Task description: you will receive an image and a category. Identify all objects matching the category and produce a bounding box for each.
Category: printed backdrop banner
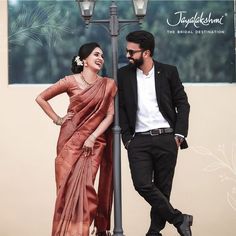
[153,0,235,83]
[8,0,235,83]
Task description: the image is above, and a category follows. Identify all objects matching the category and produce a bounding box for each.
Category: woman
[36,42,117,236]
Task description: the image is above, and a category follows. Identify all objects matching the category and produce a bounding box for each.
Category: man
[118,30,192,236]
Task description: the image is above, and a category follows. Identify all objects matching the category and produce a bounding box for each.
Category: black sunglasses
[126,49,143,56]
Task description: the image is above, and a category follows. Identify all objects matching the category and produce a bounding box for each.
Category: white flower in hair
[75,56,83,66]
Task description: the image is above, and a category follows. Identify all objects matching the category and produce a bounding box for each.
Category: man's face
[126,42,144,68]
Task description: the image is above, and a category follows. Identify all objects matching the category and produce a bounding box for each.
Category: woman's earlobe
[83,60,88,67]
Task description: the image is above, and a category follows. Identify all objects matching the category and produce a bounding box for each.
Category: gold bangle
[58,117,63,125]
[53,116,62,125]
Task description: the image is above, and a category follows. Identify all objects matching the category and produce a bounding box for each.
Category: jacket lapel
[154,61,163,105]
[128,65,138,105]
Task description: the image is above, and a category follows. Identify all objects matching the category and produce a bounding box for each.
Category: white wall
[1,1,236,235]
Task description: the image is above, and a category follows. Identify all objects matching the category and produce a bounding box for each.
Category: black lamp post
[76,1,148,235]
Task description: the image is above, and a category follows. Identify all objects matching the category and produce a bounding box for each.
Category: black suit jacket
[118,60,190,149]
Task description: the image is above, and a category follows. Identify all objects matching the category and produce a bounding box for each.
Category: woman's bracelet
[53,116,63,125]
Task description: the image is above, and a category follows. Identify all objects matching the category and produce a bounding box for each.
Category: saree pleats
[52,78,116,236]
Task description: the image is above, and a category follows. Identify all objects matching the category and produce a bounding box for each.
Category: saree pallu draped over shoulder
[52,78,116,236]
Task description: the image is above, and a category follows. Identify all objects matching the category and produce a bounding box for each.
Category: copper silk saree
[51,77,117,236]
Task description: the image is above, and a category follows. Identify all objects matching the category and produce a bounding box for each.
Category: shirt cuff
[175,133,185,138]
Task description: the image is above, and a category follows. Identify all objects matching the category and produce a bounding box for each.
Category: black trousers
[127,133,183,235]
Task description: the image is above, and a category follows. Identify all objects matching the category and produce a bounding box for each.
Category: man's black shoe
[176,214,193,236]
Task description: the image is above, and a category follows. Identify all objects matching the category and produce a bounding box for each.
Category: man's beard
[128,56,144,68]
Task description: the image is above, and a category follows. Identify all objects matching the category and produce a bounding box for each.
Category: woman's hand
[82,134,96,157]
[61,111,74,125]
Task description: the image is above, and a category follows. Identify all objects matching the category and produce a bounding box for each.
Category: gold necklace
[80,73,97,86]
[80,73,98,86]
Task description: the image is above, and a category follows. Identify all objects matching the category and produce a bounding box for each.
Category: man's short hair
[126,30,155,56]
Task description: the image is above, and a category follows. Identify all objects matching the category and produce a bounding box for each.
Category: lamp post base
[112,231,125,236]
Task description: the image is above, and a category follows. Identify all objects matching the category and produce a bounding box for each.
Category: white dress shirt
[135,66,170,133]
